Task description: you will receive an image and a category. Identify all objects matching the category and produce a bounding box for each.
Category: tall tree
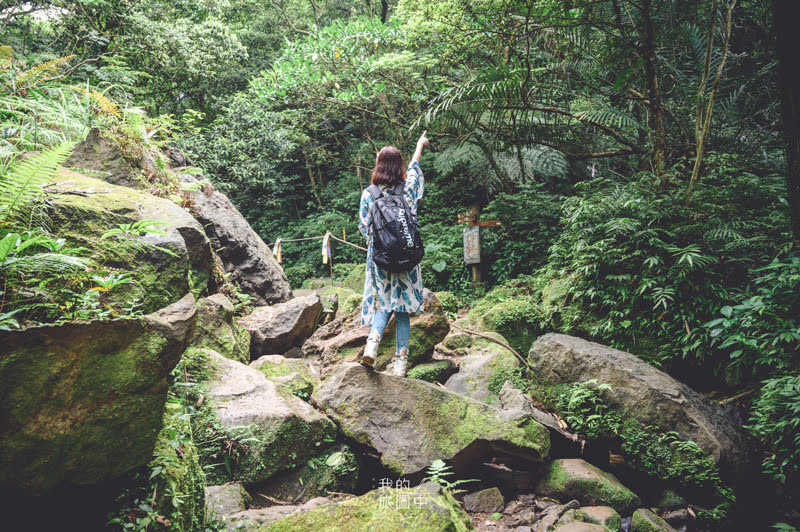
[773,0,800,240]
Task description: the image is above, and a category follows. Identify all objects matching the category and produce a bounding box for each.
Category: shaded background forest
[2,0,800,519]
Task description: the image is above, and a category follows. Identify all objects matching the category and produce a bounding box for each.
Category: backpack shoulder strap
[392,182,405,196]
[368,184,383,201]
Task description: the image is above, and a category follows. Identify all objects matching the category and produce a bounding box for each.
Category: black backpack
[368,183,425,273]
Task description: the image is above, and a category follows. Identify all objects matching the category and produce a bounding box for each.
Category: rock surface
[240,294,323,359]
[261,482,472,531]
[303,289,449,374]
[0,294,197,495]
[178,171,291,305]
[464,487,504,514]
[193,293,250,363]
[630,508,677,532]
[444,332,520,407]
[312,363,550,476]
[65,127,149,189]
[206,483,251,519]
[225,497,333,532]
[573,506,622,529]
[529,333,758,481]
[50,168,212,312]
[194,349,336,485]
[535,459,640,516]
[407,359,457,383]
[250,355,320,400]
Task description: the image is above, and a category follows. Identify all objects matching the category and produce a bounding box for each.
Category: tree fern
[0,143,73,225]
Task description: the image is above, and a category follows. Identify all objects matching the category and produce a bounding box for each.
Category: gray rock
[537,512,559,532]
[225,497,334,531]
[0,294,196,496]
[559,500,580,516]
[178,172,291,306]
[240,293,323,358]
[529,334,758,482]
[515,527,533,532]
[198,350,336,485]
[444,333,519,407]
[205,483,251,518]
[464,487,505,513]
[511,510,537,527]
[312,363,550,476]
[663,509,690,529]
[574,506,622,530]
[193,294,250,363]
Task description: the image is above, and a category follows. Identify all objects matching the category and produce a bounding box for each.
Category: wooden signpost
[457,206,501,283]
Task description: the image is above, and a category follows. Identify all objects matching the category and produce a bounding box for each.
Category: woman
[358,131,429,377]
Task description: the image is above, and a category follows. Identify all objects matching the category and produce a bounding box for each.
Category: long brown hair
[371,146,405,186]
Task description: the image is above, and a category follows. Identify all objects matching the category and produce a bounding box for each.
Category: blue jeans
[369,310,410,355]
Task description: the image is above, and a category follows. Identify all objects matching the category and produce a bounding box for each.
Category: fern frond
[574,106,641,132]
[0,143,74,225]
[72,86,122,119]
[5,55,75,95]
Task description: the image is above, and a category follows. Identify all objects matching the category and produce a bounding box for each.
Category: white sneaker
[390,348,409,377]
[361,332,380,368]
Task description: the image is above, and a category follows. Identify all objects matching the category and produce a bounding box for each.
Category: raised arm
[411,131,429,164]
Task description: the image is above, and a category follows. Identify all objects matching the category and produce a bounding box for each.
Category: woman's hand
[413,131,428,163]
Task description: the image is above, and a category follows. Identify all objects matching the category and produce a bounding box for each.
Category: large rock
[193,293,250,363]
[240,294,323,359]
[193,349,337,485]
[206,483,251,520]
[251,355,320,400]
[65,127,149,189]
[463,487,504,514]
[535,459,640,516]
[303,289,450,375]
[312,363,550,476]
[178,171,291,305]
[50,168,212,312]
[0,294,197,495]
[225,497,334,531]
[444,332,520,407]
[529,334,758,481]
[261,482,472,532]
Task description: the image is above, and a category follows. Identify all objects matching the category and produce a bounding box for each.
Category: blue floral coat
[358,161,425,326]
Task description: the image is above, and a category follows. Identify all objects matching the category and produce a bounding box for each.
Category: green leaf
[325,451,344,467]
[432,260,447,273]
[0,233,19,262]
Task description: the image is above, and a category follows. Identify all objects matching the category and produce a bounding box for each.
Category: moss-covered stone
[261,482,473,532]
[443,333,473,350]
[474,299,541,354]
[193,294,250,364]
[151,402,206,531]
[536,459,641,516]
[50,168,212,313]
[251,355,320,401]
[630,508,676,532]
[313,363,550,476]
[443,334,519,407]
[193,350,337,486]
[435,291,459,314]
[574,506,622,531]
[253,445,358,504]
[407,360,456,383]
[0,294,196,496]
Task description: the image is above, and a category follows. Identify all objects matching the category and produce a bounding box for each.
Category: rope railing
[271,230,367,265]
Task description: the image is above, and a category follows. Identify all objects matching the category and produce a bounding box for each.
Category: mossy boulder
[630,509,677,532]
[444,332,519,407]
[407,360,457,383]
[240,294,324,359]
[471,298,541,354]
[253,445,359,504]
[0,294,197,496]
[50,168,212,313]
[536,459,640,516]
[443,332,473,350]
[152,402,206,531]
[529,334,759,484]
[192,349,337,485]
[313,363,550,476]
[206,483,251,521]
[435,291,459,314]
[193,294,250,364]
[261,482,473,532]
[251,355,320,400]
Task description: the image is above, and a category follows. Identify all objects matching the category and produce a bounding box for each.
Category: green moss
[151,403,206,531]
[477,299,542,354]
[630,509,674,532]
[539,460,640,516]
[260,445,359,502]
[574,507,622,530]
[407,360,455,383]
[435,291,459,314]
[340,263,366,292]
[261,483,473,532]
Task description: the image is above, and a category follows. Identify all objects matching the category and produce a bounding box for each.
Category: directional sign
[457,206,478,225]
[476,220,502,227]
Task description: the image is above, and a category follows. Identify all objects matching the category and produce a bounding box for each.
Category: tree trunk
[773,0,800,241]
[641,0,668,183]
[380,0,389,23]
